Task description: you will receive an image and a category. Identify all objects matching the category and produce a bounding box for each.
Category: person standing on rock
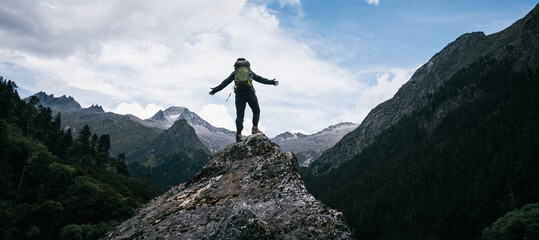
[209,58,278,143]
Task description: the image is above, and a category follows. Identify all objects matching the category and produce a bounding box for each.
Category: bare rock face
[103,134,351,240]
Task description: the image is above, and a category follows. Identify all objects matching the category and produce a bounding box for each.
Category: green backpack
[234,58,254,92]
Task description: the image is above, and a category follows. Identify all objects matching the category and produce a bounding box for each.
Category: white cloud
[347,68,414,121]
[278,0,301,7]
[0,0,411,137]
[112,102,164,119]
[359,69,410,108]
[199,104,236,131]
[366,0,380,6]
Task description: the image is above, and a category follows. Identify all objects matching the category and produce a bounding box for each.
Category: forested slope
[0,77,161,240]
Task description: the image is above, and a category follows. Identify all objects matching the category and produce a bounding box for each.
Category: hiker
[209,58,279,142]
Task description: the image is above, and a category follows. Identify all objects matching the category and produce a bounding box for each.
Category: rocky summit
[103,134,351,240]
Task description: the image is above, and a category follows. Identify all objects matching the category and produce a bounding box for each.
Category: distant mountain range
[25,92,356,189]
[272,122,358,166]
[26,92,161,157]
[25,93,235,154]
[25,93,213,190]
[26,92,356,167]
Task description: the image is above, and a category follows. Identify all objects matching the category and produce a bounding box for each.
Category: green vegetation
[59,111,161,157]
[128,119,212,191]
[482,203,539,240]
[302,56,539,239]
[130,149,210,191]
[0,77,161,240]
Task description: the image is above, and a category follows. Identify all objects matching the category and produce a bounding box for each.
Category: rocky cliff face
[103,134,351,240]
[26,91,82,111]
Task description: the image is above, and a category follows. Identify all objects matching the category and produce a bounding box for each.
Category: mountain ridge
[141,106,236,153]
[308,3,539,175]
[272,122,358,166]
[24,93,235,154]
[26,91,106,113]
[24,92,215,190]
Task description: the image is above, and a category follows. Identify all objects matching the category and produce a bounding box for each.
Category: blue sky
[276,0,535,75]
[0,0,536,137]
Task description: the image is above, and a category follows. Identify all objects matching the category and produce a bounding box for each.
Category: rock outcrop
[25,91,82,111]
[103,134,351,240]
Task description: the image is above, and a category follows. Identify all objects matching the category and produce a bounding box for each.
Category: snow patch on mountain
[143,106,236,153]
[272,122,359,166]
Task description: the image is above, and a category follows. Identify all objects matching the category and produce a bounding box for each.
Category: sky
[0,0,536,137]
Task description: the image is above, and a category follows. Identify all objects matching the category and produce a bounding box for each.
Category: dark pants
[235,92,260,135]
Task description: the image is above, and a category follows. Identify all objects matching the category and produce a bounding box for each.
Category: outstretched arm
[252,72,278,86]
[209,72,235,95]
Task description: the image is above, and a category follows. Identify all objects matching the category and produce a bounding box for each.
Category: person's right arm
[209,72,235,95]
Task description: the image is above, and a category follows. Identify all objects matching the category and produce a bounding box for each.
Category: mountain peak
[104,134,351,239]
[149,109,166,121]
[165,106,188,112]
[454,31,486,43]
[148,106,188,121]
[142,106,236,153]
[25,91,82,111]
[83,104,105,113]
[320,122,359,133]
[274,131,296,139]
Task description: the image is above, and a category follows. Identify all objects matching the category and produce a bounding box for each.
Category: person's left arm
[252,72,278,86]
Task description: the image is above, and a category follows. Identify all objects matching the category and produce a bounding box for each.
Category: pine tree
[97,135,111,154]
[77,125,91,154]
[116,153,129,176]
[90,134,98,154]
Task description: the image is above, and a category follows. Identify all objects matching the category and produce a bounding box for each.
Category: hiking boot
[252,126,263,135]
[236,134,242,143]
